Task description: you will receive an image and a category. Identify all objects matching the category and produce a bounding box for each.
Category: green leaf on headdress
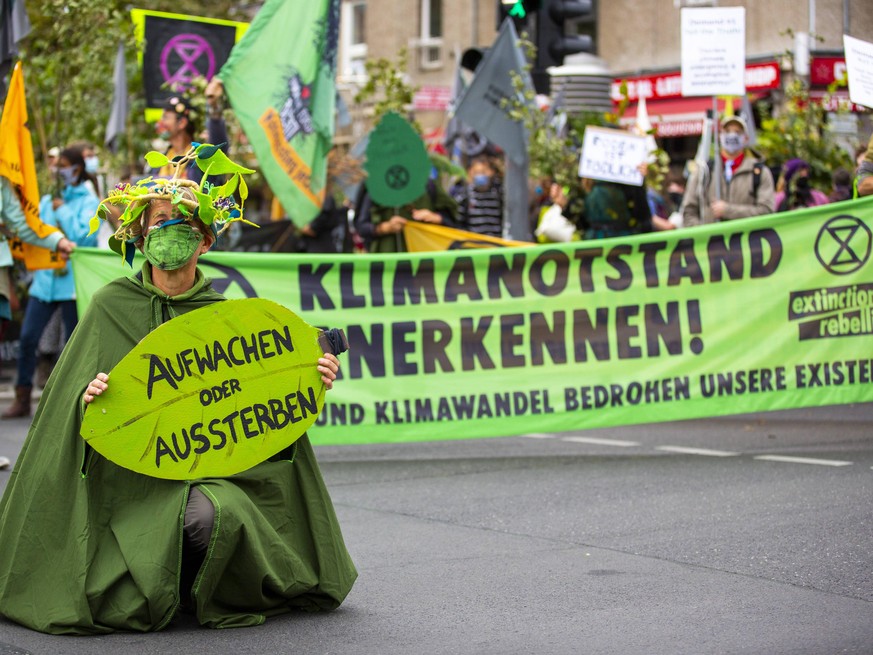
[194,148,255,176]
[171,193,184,205]
[144,151,170,168]
[88,206,104,236]
[239,175,249,202]
[195,143,222,160]
[193,189,216,225]
[217,173,239,198]
[129,202,148,224]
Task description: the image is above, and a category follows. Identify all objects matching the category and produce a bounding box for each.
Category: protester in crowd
[69,140,101,196]
[855,133,873,197]
[579,165,654,240]
[828,168,853,204]
[0,144,357,633]
[299,193,353,254]
[774,158,829,211]
[147,77,227,184]
[358,176,458,253]
[663,173,687,228]
[2,147,98,419]
[0,177,74,466]
[46,146,60,176]
[683,115,775,226]
[451,155,504,237]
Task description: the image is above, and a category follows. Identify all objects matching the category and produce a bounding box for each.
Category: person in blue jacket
[2,147,98,418]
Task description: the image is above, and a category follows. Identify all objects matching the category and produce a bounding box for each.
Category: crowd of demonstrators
[2,146,99,419]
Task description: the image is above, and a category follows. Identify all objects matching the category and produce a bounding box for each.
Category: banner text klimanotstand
[73,198,873,445]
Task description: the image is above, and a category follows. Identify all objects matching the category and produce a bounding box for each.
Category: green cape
[0,264,357,634]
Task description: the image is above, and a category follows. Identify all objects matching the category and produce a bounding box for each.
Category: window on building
[418,0,444,70]
[340,1,367,80]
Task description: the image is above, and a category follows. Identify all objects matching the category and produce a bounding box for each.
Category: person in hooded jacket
[2,146,98,418]
[773,158,829,211]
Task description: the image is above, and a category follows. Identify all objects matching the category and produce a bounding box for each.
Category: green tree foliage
[754,78,854,191]
[15,1,246,182]
[353,49,419,133]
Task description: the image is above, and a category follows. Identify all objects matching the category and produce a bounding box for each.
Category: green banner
[73,198,873,445]
[220,0,339,225]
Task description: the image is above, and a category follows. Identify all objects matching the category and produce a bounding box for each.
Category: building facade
[336,0,872,155]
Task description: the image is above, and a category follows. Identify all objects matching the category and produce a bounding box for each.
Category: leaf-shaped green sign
[364,112,430,206]
[80,299,330,480]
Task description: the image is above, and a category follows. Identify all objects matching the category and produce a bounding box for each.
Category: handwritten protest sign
[81,298,330,480]
[680,7,746,97]
[578,126,648,186]
[844,35,873,110]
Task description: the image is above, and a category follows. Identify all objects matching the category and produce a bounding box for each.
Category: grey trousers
[181,486,215,604]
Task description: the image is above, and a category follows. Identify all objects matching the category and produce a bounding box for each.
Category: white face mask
[720,133,745,155]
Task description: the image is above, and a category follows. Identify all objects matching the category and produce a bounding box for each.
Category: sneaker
[0,456,10,470]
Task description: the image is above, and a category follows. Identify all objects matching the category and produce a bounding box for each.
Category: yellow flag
[0,62,63,270]
[403,221,531,252]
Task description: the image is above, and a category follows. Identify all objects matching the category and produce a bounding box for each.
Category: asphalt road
[0,402,871,654]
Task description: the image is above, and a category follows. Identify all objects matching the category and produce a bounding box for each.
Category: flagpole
[711,96,722,203]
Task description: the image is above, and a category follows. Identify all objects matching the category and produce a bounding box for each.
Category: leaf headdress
[89,143,257,265]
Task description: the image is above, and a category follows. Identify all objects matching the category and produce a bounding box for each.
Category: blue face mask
[84,156,99,174]
[472,174,491,188]
[58,166,77,187]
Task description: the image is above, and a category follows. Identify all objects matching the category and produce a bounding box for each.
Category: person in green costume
[0,145,357,634]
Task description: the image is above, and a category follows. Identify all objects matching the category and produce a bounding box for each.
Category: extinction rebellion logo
[788,215,873,341]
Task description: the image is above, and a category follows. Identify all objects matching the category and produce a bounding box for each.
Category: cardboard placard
[578,127,648,186]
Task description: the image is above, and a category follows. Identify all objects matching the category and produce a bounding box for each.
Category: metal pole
[712,97,722,203]
[505,156,531,241]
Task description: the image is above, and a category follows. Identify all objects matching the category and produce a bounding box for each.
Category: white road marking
[656,446,739,457]
[521,433,556,439]
[754,455,853,467]
[562,437,640,447]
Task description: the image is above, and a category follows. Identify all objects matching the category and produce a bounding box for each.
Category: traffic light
[535,0,593,71]
[497,0,542,33]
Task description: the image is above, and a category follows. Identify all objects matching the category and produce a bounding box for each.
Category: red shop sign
[611,61,781,102]
[810,56,847,86]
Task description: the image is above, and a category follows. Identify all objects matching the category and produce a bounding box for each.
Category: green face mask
[143,222,204,271]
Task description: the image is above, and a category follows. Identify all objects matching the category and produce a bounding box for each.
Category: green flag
[220,0,340,226]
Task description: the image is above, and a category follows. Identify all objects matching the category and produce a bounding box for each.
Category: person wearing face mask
[452,155,504,237]
[774,158,829,212]
[2,147,98,419]
[0,144,356,634]
[683,115,775,227]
